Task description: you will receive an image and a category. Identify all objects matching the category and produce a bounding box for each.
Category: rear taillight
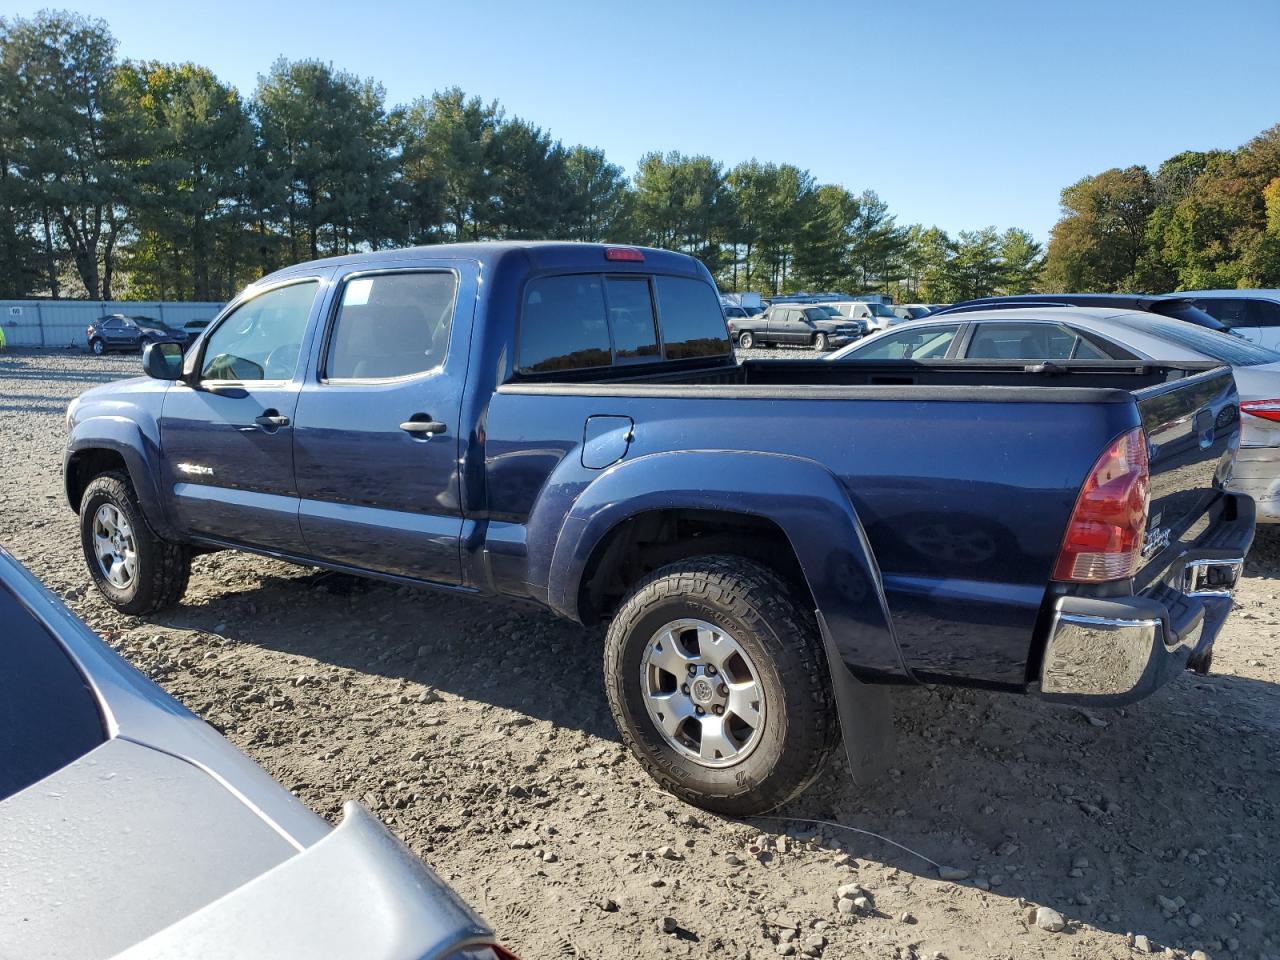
[1053,426,1150,582]
[1240,399,1280,422]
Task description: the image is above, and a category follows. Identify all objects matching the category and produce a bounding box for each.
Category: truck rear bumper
[1037,493,1254,705]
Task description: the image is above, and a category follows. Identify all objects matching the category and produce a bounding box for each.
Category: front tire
[738,331,754,350]
[90,338,105,355]
[604,555,838,816]
[813,332,828,351]
[80,471,190,615]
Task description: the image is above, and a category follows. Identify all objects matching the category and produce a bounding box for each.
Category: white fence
[0,300,225,348]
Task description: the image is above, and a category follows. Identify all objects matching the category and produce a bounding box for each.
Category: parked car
[723,305,756,321]
[890,304,935,322]
[64,242,1252,815]
[86,314,187,355]
[732,302,862,349]
[0,545,514,960]
[830,305,1280,522]
[1174,289,1280,349]
[827,299,899,332]
[936,293,1234,334]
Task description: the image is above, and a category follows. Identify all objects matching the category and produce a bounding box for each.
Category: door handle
[254,411,291,429]
[400,416,446,437]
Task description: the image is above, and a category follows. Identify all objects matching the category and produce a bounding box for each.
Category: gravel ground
[2,347,1278,960]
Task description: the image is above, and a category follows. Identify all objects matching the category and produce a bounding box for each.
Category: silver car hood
[0,737,298,960]
[115,802,492,960]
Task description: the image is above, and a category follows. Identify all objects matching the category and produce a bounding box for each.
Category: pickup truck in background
[64,242,1254,815]
[730,302,863,350]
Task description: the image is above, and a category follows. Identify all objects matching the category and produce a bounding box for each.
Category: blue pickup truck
[64,242,1254,814]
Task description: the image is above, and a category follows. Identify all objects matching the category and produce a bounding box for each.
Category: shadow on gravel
[153,565,621,742]
[762,670,1278,955]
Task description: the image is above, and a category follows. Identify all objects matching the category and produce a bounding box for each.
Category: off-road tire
[604,555,838,816]
[90,338,105,355]
[80,470,190,615]
[738,331,754,349]
[813,332,828,351]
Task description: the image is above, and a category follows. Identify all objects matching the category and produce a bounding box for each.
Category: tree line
[1043,125,1280,293]
[1,10,1050,303]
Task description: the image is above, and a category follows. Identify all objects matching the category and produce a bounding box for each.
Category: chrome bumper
[1038,494,1253,704]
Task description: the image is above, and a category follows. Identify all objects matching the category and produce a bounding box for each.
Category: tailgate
[1133,366,1240,574]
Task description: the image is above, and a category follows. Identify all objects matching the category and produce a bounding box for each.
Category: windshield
[869,303,897,317]
[1119,313,1280,366]
[1150,300,1230,333]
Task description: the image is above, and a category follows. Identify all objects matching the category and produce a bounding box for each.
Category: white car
[827,300,900,332]
[829,306,1280,522]
[1171,290,1280,350]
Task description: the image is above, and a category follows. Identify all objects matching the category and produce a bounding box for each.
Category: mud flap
[817,610,893,786]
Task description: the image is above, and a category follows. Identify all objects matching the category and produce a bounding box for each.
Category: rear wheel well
[66,449,130,512]
[578,509,812,624]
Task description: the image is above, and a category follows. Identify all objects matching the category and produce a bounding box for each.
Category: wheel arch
[66,423,178,541]
[547,450,911,681]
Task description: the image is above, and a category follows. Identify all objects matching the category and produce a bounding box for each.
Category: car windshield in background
[1152,300,1228,332]
[869,303,897,317]
[1119,313,1280,366]
[805,307,838,320]
[0,583,106,801]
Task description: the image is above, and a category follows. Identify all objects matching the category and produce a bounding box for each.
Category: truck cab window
[603,277,659,363]
[655,276,731,359]
[325,272,458,380]
[518,275,612,373]
[201,280,318,381]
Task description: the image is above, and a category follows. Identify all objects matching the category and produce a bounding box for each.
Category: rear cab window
[517,273,730,374]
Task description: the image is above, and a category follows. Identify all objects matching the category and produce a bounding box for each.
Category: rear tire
[738,331,754,350]
[813,332,828,352]
[604,555,838,816]
[80,471,190,615]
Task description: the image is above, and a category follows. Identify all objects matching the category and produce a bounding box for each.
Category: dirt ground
[2,348,1277,960]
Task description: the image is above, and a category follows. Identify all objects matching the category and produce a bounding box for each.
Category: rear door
[160,277,324,553]
[771,307,802,344]
[104,318,136,349]
[291,262,474,585]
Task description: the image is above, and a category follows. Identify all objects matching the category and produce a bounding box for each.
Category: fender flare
[66,416,180,541]
[546,449,911,683]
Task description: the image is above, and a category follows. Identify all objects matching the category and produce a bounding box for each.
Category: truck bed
[505,357,1224,396]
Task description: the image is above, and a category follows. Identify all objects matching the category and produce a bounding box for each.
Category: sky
[12,0,1280,241]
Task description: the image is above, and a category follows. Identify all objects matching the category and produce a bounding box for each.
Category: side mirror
[143,341,185,380]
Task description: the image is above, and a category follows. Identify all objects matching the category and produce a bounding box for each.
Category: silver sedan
[0,545,515,960]
[828,305,1280,522]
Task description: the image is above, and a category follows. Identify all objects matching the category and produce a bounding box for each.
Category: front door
[159,278,324,553]
[292,264,472,585]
